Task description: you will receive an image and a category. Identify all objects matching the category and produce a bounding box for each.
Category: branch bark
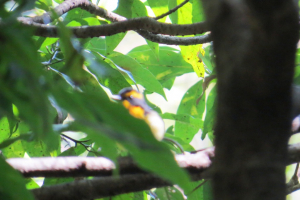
[4,142,300,199]
[17,0,211,44]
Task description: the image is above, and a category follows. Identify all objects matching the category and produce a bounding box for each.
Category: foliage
[0,0,216,199]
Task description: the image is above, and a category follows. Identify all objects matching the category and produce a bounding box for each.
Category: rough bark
[202,0,299,200]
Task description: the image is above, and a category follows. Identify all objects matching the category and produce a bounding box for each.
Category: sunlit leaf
[148,0,169,22]
[180,45,205,77]
[128,45,193,89]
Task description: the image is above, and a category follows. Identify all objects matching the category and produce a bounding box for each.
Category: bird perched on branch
[111,88,165,141]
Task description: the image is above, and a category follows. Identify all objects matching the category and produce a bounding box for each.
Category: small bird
[111,88,165,141]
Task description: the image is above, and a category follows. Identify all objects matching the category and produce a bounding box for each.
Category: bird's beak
[111,94,122,101]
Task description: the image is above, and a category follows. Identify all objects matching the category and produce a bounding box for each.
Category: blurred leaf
[109,52,166,99]
[43,177,75,186]
[187,180,205,200]
[0,117,11,143]
[0,157,35,200]
[35,0,52,11]
[0,133,32,149]
[112,193,134,200]
[156,186,185,200]
[148,0,168,22]
[175,80,205,143]
[203,180,213,200]
[85,37,106,55]
[180,45,205,77]
[0,22,53,139]
[64,8,96,25]
[127,45,193,89]
[83,50,131,94]
[25,179,40,189]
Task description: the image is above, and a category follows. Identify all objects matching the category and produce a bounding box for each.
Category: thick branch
[17,0,210,44]
[6,144,300,199]
[31,174,171,200]
[7,148,214,178]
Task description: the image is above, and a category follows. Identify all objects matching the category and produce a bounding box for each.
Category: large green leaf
[127,45,193,88]
[0,157,35,200]
[175,80,205,143]
[108,52,166,99]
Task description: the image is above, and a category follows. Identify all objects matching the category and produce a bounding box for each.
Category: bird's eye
[129,95,133,99]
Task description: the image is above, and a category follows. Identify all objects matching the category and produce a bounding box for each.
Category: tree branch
[6,143,300,199]
[31,174,171,200]
[6,147,214,178]
[17,0,210,44]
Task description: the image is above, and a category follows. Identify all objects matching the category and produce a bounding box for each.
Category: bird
[111,88,165,141]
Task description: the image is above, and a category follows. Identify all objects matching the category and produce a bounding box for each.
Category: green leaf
[175,80,205,143]
[64,8,96,25]
[203,180,213,200]
[108,52,166,99]
[0,21,53,139]
[105,33,126,56]
[180,45,205,77]
[0,157,35,200]
[164,133,195,152]
[148,0,169,21]
[127,45,193,88]
[162,113,203,133]
[146,39,159,60]
[114,0,133,18]
[191,0,205,23]
[197,44,214,73]
[177,0,192,24]
[0,117,11,143]
[202,82,216,139]
[132,0,148,18]
[168,0,178,24]
[83,50,131,94]
[187,180,205,200]
[26,179,40,189]
[85,37,106,56]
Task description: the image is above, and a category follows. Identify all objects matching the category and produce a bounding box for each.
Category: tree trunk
[202,1,299,200]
